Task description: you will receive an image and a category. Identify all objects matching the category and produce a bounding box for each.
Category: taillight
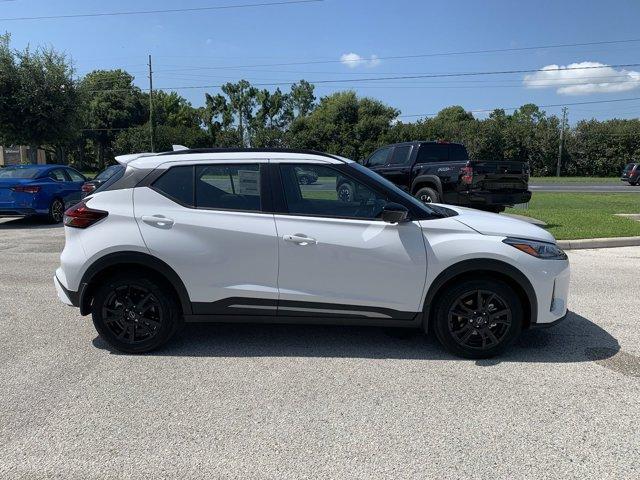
[81,182,96,193]
[63,201,108,228]
[11,185,41,194]
[461,164,474,185]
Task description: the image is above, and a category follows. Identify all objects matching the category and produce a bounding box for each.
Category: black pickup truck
[359,141,532,212]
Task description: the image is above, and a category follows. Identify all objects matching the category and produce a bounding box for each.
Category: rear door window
[50,169,69,182]
[416,143,449,164]
[196,164,261,211]
[388,145,413,165]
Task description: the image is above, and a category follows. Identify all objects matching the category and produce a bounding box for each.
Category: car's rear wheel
[91,274,180,353]
[48,198,65,224]
[415,187,439,204]
[433,279,522,359]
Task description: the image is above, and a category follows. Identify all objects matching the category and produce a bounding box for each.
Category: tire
[47,198,65,224]
[337,181,355,203]
[630,181,638,186]
[91,273,181,353]
[478,205,505,214]
[432,279,522,359]
[415,187,439,204]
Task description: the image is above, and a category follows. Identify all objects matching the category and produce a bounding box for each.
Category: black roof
[157,147,345,162]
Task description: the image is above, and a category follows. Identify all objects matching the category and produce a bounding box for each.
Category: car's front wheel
[432,279,522,359]
[91,274,181,353]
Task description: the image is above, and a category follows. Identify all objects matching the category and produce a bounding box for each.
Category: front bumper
[530,259,570,326]
[458,190,532,206]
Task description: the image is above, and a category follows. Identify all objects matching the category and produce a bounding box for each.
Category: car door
[373,144,414,191]
[134,161,279,316]
[365,146,392,174]
[273,162,428,320]
[48,168,75,206]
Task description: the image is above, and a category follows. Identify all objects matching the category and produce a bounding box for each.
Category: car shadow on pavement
[0,217,62,229]
[93,310,621,365]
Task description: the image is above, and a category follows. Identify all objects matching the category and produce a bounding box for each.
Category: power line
[0,0,322,21]
[398,97,640,118]
[143,63,640,92]
[154,38,640,72]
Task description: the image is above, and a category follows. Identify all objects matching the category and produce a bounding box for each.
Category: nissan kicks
[54,148,570,358]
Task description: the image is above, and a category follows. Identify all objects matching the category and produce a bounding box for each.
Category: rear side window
[196,164,261,211]
[388,145,412,165]
[66,169,86,182]
[367,147,391,167]
[93,165,126,194]
[449,144,469,162]
[49,169,69,182]
[416,143,449,164]
[152,166,194,206]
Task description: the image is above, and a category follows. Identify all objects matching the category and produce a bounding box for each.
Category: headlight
[503,237,567,260]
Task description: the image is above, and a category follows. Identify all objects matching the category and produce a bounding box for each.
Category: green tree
[288,91,398,160]
[78,69,147,168]
[221,80,257,147]
[0,33,80,163]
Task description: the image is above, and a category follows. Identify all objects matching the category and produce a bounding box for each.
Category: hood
[444,205,556,243]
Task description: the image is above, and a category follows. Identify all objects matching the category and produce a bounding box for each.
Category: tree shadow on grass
[94,311,625,367]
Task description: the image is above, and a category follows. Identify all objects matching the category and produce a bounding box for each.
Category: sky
[3,0,640,124]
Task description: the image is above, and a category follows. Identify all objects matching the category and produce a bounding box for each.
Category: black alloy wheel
[102,284,163,344]
[91,274,180,353]
[48,198,65,224]
[433,279,522,358]
[447,289,512,350]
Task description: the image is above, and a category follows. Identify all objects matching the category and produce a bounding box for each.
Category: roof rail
[156,147,345,162]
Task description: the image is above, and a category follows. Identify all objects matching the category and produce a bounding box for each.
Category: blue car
[0,164,87,223]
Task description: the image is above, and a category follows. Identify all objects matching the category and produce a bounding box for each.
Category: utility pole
[557,106,567,177]
[148,54,155,152]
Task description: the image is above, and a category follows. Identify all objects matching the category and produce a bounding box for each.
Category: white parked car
[54,148,570,358]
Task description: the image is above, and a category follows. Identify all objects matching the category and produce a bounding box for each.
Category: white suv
[54,149,570,358]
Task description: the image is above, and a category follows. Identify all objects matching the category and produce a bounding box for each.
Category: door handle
[283,234,317,245]
[141,215,174,229]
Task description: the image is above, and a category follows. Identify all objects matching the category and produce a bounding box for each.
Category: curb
[558,236,640,250]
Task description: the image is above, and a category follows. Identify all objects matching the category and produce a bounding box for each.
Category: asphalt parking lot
[0,217,639,479]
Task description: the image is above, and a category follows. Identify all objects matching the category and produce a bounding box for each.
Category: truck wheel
[630,181,638,186]
[415,187,439,204]
[337,182,355,203]
[432,279,522,359]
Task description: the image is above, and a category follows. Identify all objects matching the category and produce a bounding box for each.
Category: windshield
[0,166,42,179]
[349,162,440,215]
[623,163,636,172]
[95,165,122,180]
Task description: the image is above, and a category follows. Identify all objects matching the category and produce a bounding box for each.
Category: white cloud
[205,38,213,45]
[340,52,381,69]
[523,61,640,95]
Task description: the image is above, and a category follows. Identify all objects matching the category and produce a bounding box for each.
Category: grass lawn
[529,176,620,184]
[507,193,640,240]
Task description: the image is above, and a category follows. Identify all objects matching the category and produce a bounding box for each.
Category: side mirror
[381,202,409,224]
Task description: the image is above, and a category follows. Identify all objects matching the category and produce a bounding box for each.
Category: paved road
[531,183,640,193]
[1,217,639,479]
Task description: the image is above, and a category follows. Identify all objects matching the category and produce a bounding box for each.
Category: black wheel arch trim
[422,258,538,331]
[78,251,192,316]
[411,175,443,198]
